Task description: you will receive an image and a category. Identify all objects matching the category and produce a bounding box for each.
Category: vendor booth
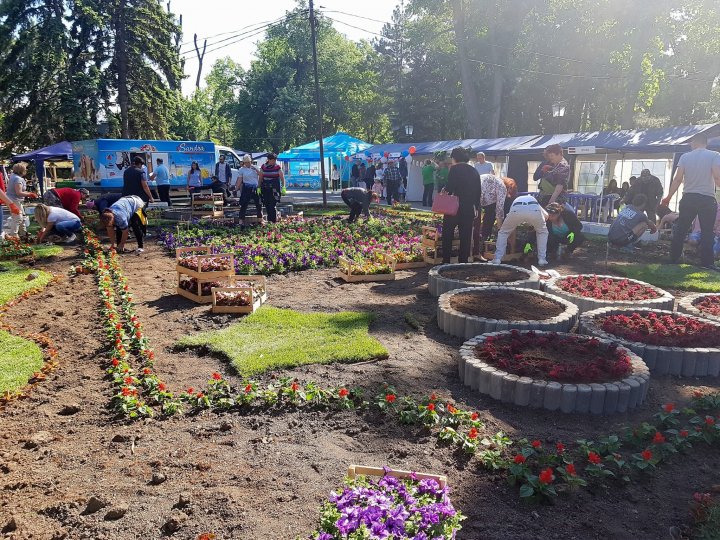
[278,132,371,189]
[12,141,74,194]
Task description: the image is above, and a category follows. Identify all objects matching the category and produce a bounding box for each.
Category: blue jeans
[54,219,82,237]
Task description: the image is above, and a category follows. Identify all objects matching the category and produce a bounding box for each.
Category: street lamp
[552,102,566,134]
[404,124,414,137]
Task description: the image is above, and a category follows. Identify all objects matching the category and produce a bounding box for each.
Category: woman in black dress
[441,147,482,263]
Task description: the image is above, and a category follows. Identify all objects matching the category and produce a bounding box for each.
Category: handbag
[432,191,459,216]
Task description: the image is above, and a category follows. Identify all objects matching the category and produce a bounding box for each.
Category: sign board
[567,146,596,155]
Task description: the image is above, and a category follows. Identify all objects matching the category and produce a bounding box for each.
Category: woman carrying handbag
[436,147,482,263]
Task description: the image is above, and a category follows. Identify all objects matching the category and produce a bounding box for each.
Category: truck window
[221,151,237,169]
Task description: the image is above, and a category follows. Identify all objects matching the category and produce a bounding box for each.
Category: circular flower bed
[458,330,649,414]
[580,308,720,377]
[545,274,674,314]
[678,293,720,323]
[428,263,539,297]
[438,287,578,339]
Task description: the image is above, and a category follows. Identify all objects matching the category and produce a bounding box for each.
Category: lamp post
[552,101,566,134]
[404,124,414,138]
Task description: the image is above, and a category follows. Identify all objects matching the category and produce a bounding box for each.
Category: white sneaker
[135,248,144,254]
[63,233,77,244]
[538,258,549,266]
[490,259,501,265]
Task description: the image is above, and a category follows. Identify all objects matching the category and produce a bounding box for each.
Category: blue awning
[363,135,539,157]
[278,132,372,161]
[12,141,73,162]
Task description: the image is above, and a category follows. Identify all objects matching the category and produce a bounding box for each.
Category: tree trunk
[486,44,504,138]
[114,3,130,138]
[450,0,483,136]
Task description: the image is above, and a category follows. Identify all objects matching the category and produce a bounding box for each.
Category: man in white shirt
[474,152,495,176]
[663,133,720,269]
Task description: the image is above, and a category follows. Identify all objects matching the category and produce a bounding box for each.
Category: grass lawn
[177,306,388,376]
[611,263,720,292]
[0,330,43,394]
[33,244,64,259]
[0,262,53,306]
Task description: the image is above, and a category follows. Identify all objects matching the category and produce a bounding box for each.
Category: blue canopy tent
[12,141,73,195]
[278,132,371,189]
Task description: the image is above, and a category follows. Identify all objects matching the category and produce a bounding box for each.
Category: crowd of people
[348,157,409,206]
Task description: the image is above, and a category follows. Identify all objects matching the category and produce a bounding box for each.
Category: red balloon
[409,146,417,155]
[383,151,390,158]
[344,156,350,161]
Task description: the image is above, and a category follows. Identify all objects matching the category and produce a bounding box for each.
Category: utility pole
[309,0,327,206]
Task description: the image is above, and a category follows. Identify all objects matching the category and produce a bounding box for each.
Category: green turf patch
[611,263,720,292]
[0,262,52,306]
[0,329,43,394]
[32,244,63,259]
[176,306,388,376]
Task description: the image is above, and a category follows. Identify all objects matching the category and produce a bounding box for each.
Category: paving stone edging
[458,331,650,414]
[677,293,720,323]
[579,307,720,377]
[437,286,579,339]
[544,274,674,314]
[428,263,539,297]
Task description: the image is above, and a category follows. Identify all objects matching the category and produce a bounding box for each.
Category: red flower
[447,403,457,414]
[470,412,479,421]
[290,382,299,392]
[244,384,253,394]
[531,440,542,449]
[136,332,143,339]
[338,388,349,398]
[556,442,565,454]
[427,403,435,411]
[143,368,152,375]
[565,463,577,476]
[652,432,666,444]
[123,376,133,385]
[158,382,167,392]
[196,392,204,398]
[663,403,675,413]
[429,392,437,401]
[641,449,652,461]
[680,430,689,438]
[385,394,396,403]
[115,323,122,330]
[705,416,715,426]
[538,468,554,484]
[693,390,704,399]
[513,454,526,464]
[468,427,478,439]
[187,387,194,395]
[588,452,602,465]
[111,358,120,367]
[212,372,222,381]
[147,351,155,360]
[121,387,131,396]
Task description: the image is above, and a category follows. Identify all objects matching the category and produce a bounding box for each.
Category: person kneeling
[545,203,584,260]
[341,187,379,223]
[34,204,82,244]
[608,194,657,251]
[100,195,147,254]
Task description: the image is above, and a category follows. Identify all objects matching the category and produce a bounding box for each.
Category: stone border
[677,293,720,324]
[437,287,578,339]
[428,263,539,297]
[458,331,650,414]
[579,307,720,377]
[544,274,674,314]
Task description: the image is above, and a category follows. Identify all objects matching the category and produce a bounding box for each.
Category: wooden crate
[211,286,263,314]
[217,275,268,303]
[483,238,523,262]
[422,245,458,265]
[394,261,428,270]
[175,249,235,279]
[422,225,459,243]
[191,193,224,218]
[347,464,447,489]
[338,254,396,283]
[176,272,230,304]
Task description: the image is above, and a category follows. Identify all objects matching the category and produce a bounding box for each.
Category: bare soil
[0,234,718,539]
[449,289,564,320]
[439,266,527,283]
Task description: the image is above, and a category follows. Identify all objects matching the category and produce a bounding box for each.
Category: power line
[321,9,389,25]
[324,16,388,40]
[178,17,282,48]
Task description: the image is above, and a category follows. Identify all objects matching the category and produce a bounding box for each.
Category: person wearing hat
[235,154,262,225]
[382,159,403,205]
[42,187,90,220]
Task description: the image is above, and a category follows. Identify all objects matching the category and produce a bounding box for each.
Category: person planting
[340,187,379,223]
[99,195,147,254]
[545,202,584,259]
[33,204,82,244]
[608,193,657,252]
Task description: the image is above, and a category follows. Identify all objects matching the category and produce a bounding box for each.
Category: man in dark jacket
[214,155,233,194]
[545,202,585,258]
[122,156,154,204]
[351,162,360,187]
[341,187,379,223]
[625,169,664,223]
[399,157,409,189]
[364,162,376,190]
[442,147,482,263]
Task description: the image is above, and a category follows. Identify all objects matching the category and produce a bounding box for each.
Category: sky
[171,0,398,95]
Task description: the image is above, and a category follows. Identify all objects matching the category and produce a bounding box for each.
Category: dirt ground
[0,234,718,540]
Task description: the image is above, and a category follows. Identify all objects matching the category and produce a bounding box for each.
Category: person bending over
[608,194,657,251]
[33,204,82,244]
[100,195,147,254]
[341,187,379,223]
[492,194,549,266]
[545,202,584,259]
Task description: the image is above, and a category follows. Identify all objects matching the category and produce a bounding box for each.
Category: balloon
[380,157,388,163]
[364,150,372,157]
[409,146,417,155]
[383,151,390,158]
[344,156,350,161]
[401,150,410,158]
